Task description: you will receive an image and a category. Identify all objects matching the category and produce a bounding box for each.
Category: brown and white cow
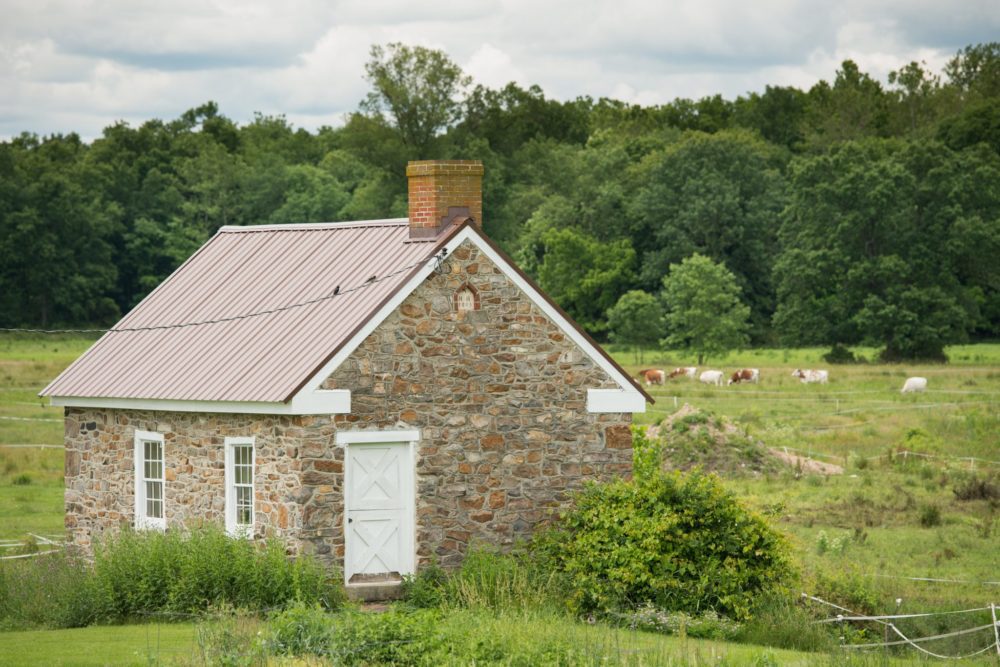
[668,367,697,380]
[637,369,665,385]
[792,369,829,384]
[727,368,760,385]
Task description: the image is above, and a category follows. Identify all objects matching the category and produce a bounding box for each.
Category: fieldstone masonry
[63,238,633,570]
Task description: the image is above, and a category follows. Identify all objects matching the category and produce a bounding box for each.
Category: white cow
[901,377,928,393]
[792,369,829,384]
[699,370,724,386]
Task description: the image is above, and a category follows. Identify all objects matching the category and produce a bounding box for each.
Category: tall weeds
[0,524,342,629]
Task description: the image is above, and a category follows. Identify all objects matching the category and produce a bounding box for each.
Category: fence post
[991,602,1000,657]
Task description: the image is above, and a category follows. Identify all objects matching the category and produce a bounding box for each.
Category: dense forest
[2,42,999,360]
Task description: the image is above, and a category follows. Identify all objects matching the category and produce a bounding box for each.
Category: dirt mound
[646,404,842,477]
[768,448,843,475]
[648,404,778,477]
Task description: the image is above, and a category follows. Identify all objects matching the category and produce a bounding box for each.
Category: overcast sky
[3,0,998,140]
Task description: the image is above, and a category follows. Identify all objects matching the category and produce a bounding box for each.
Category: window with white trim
[225,437,255,536]
[133,430,166,530]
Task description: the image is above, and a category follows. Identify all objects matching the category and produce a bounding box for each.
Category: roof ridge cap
[219,219,408,233]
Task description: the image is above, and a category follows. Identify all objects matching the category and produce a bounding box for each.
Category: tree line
[1,42,998,360]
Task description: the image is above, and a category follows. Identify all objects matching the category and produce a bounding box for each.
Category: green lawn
[0,614,820,667]
[0,623,198,667]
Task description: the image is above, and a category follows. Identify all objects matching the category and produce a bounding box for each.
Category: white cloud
[0,0,994,138]
[465,43,525,90]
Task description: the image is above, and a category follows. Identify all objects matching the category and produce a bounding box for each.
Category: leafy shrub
[815,530,848,555]
[631,424,664,482]
[953,474,999,501]
[811,570,879,615]
[537,470,790,619]
[328,608,443,665]
[401,558,448,609]
[87,524,342,621]
[269,600,332,657]
[822,343,859,364]
[11,473,32,486]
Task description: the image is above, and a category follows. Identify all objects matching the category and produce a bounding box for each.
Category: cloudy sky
[2,0,998,139]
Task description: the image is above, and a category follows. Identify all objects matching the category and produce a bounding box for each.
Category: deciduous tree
[660,254,750,364]
[607,290,664,362]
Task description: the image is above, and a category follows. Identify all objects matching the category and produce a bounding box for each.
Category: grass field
[0,610,933,667]
[612,344,1000,659]
[0,335,96,541]
[1,335,998,662]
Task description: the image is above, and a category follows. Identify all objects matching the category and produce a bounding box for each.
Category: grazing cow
[637,369,665,385]
[699,370,724,386]
[668,367,697,380]
[901,377,928,394]
[792,369,829,384]
[728,368,760,385]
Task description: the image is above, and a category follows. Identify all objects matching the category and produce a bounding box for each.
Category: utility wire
[0,247,447,335]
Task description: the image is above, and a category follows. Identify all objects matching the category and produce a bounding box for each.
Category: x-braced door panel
[345,442,413,583]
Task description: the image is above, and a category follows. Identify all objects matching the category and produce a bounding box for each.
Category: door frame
[335,429,419,585]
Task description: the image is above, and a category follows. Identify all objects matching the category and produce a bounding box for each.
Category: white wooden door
[345,442,413,582]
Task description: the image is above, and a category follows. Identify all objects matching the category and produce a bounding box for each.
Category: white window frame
[224,436,256,537]
[133,430,166,530]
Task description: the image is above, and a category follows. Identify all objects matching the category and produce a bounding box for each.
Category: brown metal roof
[41,220,450,403]
[42,219,651,405]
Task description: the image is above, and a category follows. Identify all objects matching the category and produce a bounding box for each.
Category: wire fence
[803,592,1000,659]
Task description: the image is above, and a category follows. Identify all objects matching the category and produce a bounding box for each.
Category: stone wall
[63,238,633,570]
[63,409,332,552]
[321,239,632,567]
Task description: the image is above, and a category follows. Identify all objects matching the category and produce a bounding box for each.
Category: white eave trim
[587,389,646,414]
[49,389,350,415]
[288,225,647,413]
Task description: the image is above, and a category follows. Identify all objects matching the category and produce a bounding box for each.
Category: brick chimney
[406,160,484,239]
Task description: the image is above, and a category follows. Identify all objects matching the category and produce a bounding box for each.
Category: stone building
[42,160,650,597]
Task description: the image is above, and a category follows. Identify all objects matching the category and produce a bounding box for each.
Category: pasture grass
[0,335,94,541]
[615,343,1000,657]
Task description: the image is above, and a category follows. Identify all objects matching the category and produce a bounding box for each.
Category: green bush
[822,343,859,364]
[631,423,665,482]
[90,525,342,619]
[1,524,343,629]
[537,470,790,620]
[329,608,443,665]
[269,600,332,657]
[401,558,447,609]
[442,545,566,613]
